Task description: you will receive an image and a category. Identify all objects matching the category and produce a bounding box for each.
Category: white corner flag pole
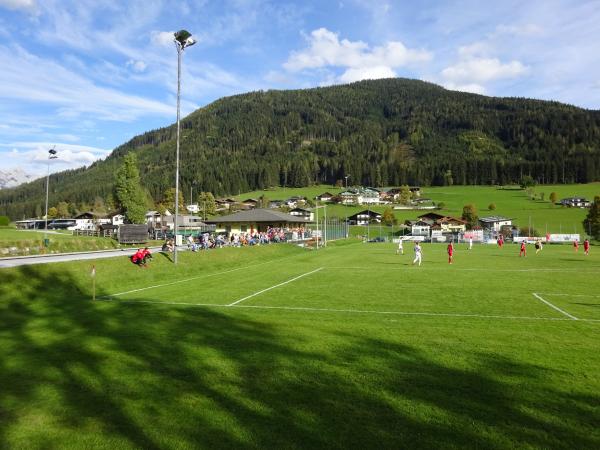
[91,265,96,301]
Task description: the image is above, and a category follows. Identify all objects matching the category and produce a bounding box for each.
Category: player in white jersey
[396,239,404,255]
[412,242,423,266]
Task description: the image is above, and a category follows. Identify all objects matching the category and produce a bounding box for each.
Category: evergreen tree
[549,192,558,205]
[583,196,600,239]
[114,153,147,223]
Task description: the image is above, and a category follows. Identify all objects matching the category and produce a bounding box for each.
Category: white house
[111,214,125,226]
[347,210,382,226]
[479,216,512,232]
[560,197,591,208]
[408,220,431,237]
[289,207,314,221]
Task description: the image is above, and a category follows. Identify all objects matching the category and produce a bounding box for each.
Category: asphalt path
[0,246,165,268]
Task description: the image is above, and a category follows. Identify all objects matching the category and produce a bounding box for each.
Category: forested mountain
[2,77,600,219]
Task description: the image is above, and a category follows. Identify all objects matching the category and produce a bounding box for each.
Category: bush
[437,202,446,210]
[488,203,496,211]
[0,215,10,226]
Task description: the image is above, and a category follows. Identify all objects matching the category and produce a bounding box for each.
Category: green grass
[236,183,600,236]
[1,241,599,449]
[0,229,157,257]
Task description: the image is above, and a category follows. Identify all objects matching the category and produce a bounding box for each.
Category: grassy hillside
[236,183,600,235]
[1,242,598,448]
[1,77,600,219]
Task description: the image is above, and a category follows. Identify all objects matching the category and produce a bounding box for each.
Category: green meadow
[1,241,598,449]
[0,229,121,256]
[236,183,600,235]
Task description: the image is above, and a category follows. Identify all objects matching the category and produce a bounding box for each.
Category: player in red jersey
[519,241,526,257]
[447,241,454,264]
[131,248,145,266]
[583,239,590,256]
[573,240,579,252]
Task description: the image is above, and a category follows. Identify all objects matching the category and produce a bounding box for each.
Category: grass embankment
[0,228,157,258]
[1,241,598,448]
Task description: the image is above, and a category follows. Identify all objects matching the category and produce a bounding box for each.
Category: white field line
[537,293,600,298]
[325,266,600,273]
[227,267,324,306]
[95,297,600,322]
[102,252,308,298]
[532,293,578,320]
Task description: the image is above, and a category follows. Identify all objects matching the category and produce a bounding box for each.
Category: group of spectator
[178,227,309,252]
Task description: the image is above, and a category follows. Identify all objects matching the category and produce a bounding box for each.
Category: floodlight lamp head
[174,29,195,48]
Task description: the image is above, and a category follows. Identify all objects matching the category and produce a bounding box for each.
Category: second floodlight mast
[173,29,196,264]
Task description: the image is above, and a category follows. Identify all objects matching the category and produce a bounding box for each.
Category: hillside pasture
[235,183,599,235]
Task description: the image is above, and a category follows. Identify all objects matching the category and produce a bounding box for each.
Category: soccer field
[1,241,599,449]
[105,242,600,322]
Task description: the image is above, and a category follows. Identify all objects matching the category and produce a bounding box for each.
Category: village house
[347,209,382,226]
[559,197,591,208]
[288,207,314,221]
[479,216,513,232]
[315,192,334,202]
[205,209,311,235]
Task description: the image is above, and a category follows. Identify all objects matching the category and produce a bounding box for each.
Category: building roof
[74,211,107,219]
[205,208,311,224]
[479,216,512,223]
[348,210,382,219]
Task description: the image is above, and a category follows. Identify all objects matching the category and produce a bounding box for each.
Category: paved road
[0,247,164,268]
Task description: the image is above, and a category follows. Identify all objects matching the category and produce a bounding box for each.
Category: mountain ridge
[1,77,599,219]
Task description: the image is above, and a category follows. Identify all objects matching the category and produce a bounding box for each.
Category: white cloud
[126,59,148,72]
[339,65,396,83]
[494,23,543,37]
[1,141,110,176]
[284,27,431,82]
[0,44,173,121]
[444,82,486,95]
[151,31,175,47]
[442,57,528,84]
[0,0,38,14]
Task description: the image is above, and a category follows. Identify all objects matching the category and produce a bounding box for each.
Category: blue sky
[1,0,599,177]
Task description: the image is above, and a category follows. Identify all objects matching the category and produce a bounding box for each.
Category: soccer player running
[396,239,404,255]
[412,242,423,266]
[519,241,527,257]
[447,241,454,264]
[535,239,542,254]
[584,238,590,256]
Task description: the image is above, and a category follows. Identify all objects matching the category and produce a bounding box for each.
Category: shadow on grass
[157,251,173,262]
[0,265,599,449]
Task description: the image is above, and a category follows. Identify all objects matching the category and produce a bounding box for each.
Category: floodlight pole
[173,30,196,264]
[44,148,58,243]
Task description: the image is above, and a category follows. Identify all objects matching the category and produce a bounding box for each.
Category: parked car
[368,236,386,243]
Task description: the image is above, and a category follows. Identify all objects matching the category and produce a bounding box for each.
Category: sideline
[96,297,600,323]
[227,267,323,306]
[103,251,311,298]
[532,293,578,320]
